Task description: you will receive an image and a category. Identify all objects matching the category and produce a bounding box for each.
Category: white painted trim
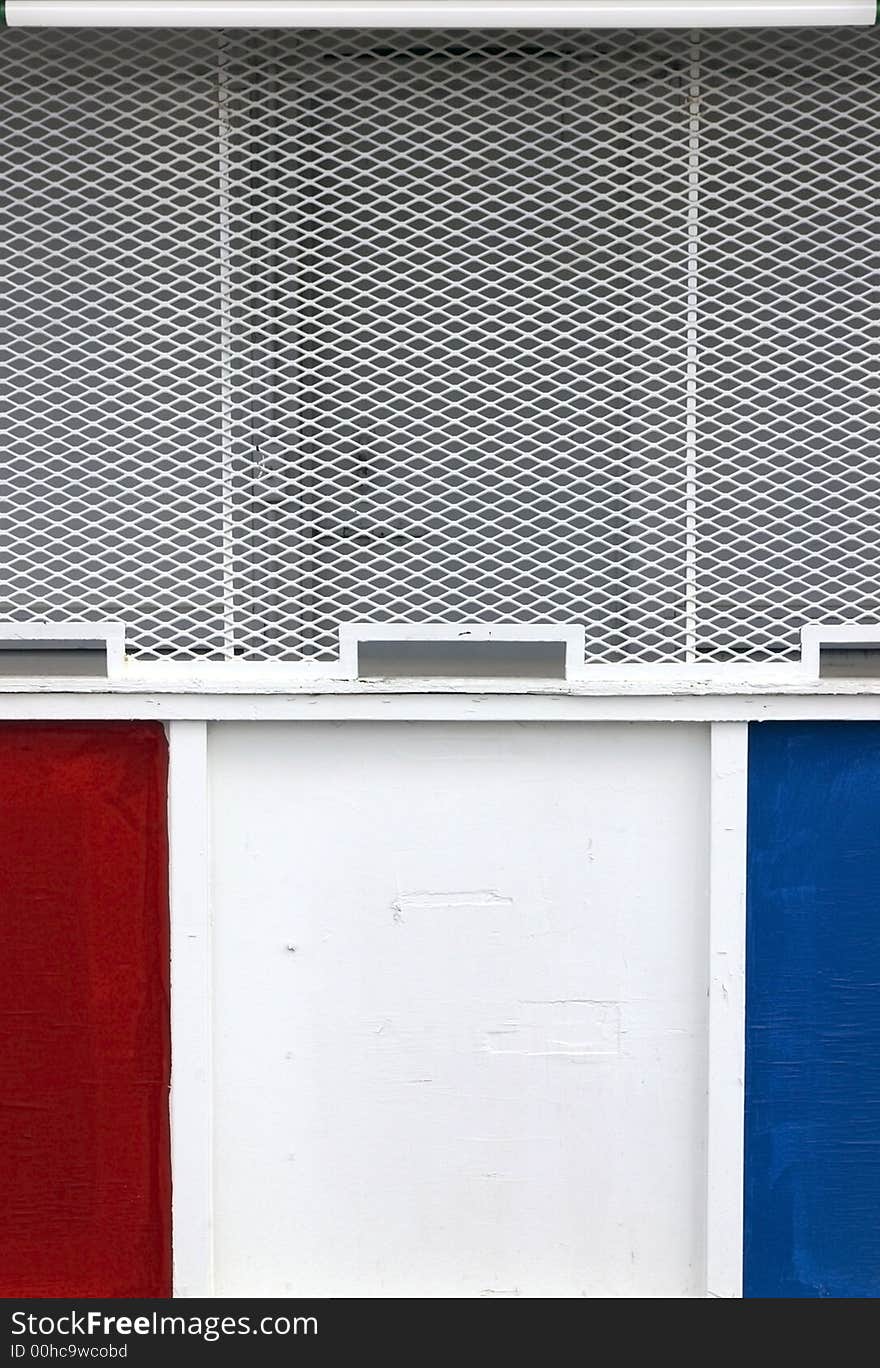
[168,721,214,1298]
[338,621,585,681]
[801,622,880,679]
[4,659,880,698]
[706,723,748,1298]
[0,690,879,721]
[0,658,815,693]
[0,655,852,695]
[5,2,874,29]
[0,623,864,695]
[0,620,125,676]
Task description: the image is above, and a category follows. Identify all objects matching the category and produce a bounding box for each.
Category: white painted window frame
[337,622,585,681]
[1,616,878,698]
[0,620,125,677]
[801,622,880,680]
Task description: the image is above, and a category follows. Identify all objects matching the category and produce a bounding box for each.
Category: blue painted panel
[746,722,880,1298]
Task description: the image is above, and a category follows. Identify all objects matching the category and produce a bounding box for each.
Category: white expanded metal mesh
[0,26,876,663]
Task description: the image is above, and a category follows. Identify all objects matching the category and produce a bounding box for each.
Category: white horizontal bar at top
[4,2,876,30]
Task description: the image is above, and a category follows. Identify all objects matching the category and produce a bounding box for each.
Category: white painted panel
[210,722,709,1297]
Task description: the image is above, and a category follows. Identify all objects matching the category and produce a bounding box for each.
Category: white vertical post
[706,721,749,1297]
[684,31,701,663]
[218,35,237,661]
[168,720,214,1297]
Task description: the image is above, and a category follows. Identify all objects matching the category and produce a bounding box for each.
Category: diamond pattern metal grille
[0,26,876,664]
[697,27,880,661]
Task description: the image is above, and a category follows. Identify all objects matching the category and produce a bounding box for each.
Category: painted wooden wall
[209,721,710,1297]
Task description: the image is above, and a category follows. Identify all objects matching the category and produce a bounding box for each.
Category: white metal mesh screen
[698,28,879,661]
[0,26,876,663]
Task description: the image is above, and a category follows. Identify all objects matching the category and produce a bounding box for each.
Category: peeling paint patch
[483,1001,622,1059]
[392,890,514,914]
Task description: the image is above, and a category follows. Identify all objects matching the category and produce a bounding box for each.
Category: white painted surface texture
[706,723,748,1299]
[210,722,710,1297]
[168,721,214,1297]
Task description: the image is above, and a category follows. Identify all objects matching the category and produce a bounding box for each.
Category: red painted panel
[0,723,171,1297]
